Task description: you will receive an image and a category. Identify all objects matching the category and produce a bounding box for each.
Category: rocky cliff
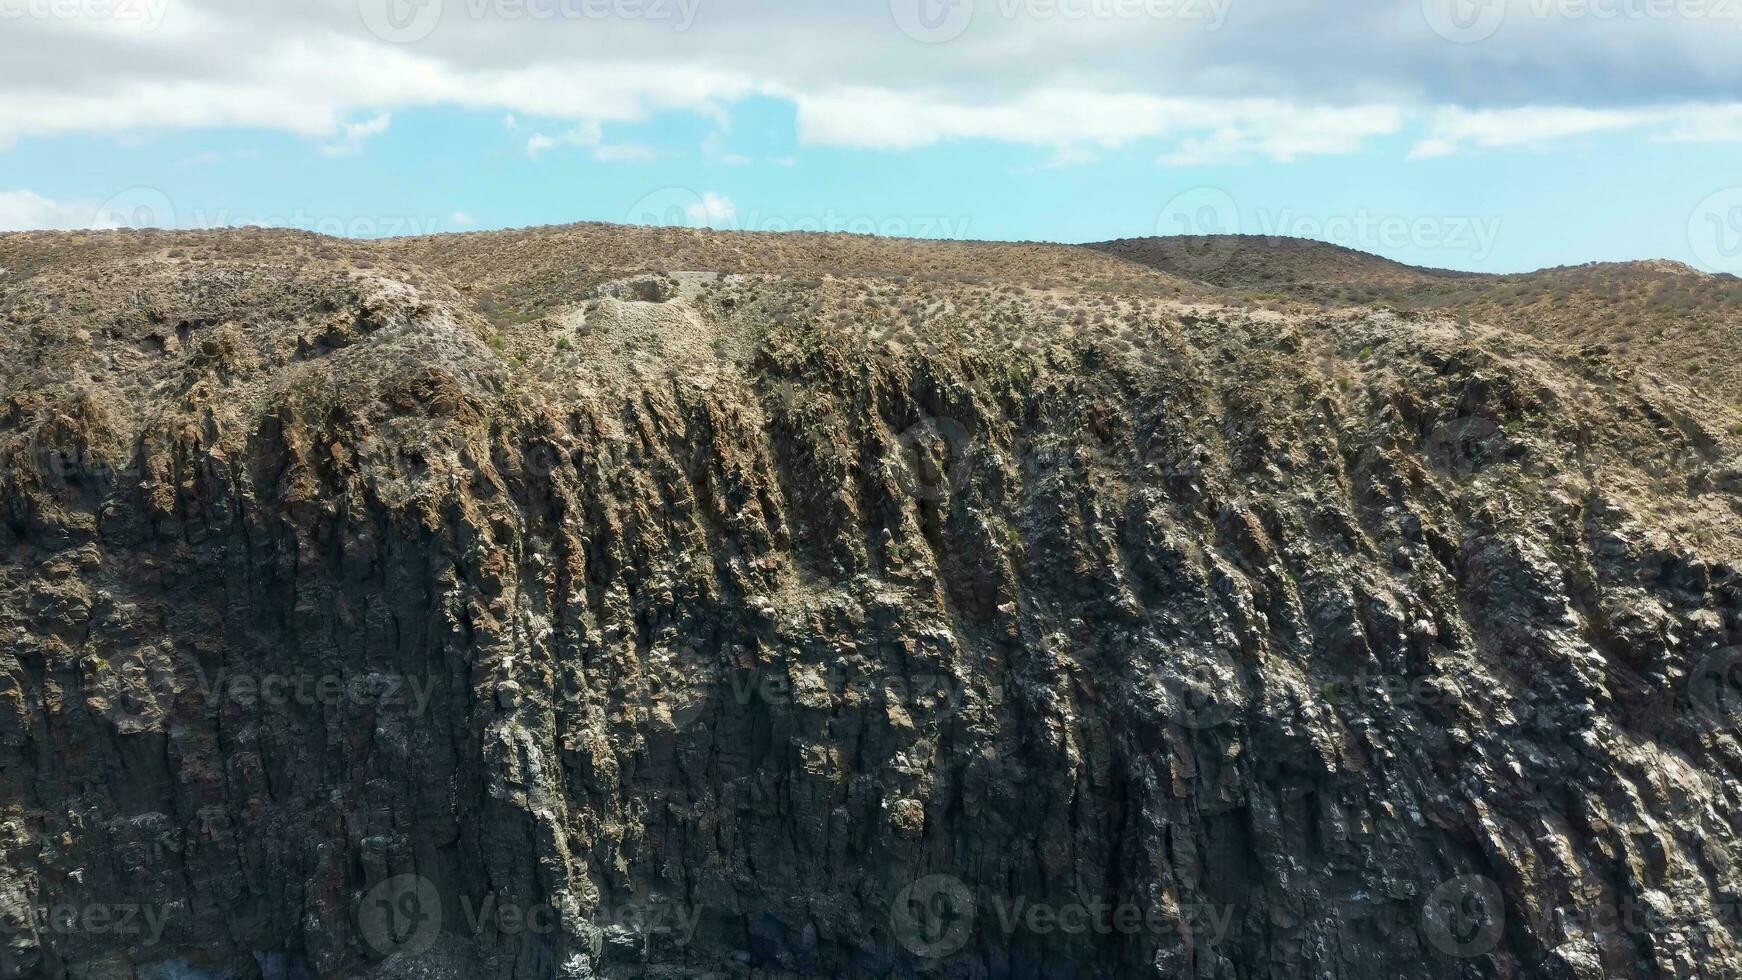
[0,227,1740,979]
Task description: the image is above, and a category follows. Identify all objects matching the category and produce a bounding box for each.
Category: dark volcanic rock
[0,228,1739,979]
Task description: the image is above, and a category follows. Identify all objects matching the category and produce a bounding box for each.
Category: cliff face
[1,230,1740,980]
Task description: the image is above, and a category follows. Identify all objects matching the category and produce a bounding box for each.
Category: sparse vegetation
[1,222,1740,980]
[1093,236,1742,403]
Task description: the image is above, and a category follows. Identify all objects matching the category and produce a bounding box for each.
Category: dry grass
[1092,236,1742,404]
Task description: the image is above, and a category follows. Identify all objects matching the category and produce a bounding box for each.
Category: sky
[1,0,1741,273]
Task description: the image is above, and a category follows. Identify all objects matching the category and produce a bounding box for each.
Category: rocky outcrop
[0,233,1739,979]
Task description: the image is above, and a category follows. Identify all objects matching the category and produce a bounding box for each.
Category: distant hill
[1089,235,1485,291]
[1089,235,1742,404]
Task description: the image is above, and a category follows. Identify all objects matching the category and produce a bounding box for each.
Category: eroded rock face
[591,275,677,304]
[0,238,1739,980]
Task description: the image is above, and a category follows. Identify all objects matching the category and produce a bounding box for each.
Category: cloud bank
[1,0,1740,162]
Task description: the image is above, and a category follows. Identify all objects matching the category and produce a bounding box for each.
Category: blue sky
[3,0,1741,274]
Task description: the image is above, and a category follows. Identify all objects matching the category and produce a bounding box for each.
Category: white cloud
[527,121,604,157]
[2,0,1742,166]
[1040,145,1099,168]
[792,89,1407,162]
[0,19,755,152]
[0,190,98,231]
[527,125,656,161]
[175,148,260,168]
[702,130,751,165]
[1408,104,1742,156]
[320,112,392,157]
[684,192,737,226]
[1158,104,1406,164]
[1653,105,1742,144]
[1411,106,1642,156]
[594,143,658,163]
[1407,138,1457,161]
[451,211,476,226]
